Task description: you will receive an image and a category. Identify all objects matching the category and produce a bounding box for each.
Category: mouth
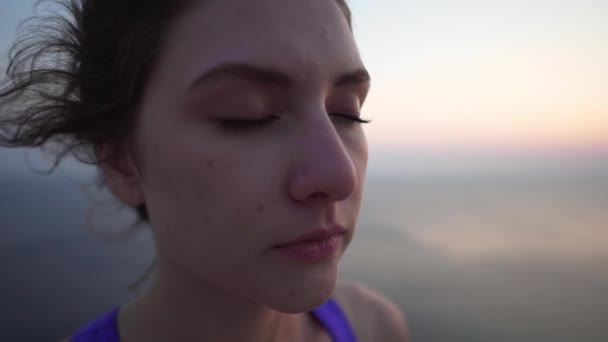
[272,227,347,262]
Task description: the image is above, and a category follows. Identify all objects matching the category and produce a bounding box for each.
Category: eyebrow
[187,62,371,92]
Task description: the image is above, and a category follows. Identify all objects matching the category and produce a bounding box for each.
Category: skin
[95,0,408,341]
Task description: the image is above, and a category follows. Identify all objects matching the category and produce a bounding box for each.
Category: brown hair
[0,0,353,223]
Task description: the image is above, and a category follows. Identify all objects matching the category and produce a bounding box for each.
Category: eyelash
[217,116,279,130]
[217,113,371,130]
[329,112,372,124]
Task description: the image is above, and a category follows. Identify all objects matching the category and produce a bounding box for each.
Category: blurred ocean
[1,149,607,341]
[348,176,608,342]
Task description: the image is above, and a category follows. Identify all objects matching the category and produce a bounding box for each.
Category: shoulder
[332,281,410,341]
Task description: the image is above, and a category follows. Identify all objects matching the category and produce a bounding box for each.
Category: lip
[272,226,347,262]
[274,226,347,248]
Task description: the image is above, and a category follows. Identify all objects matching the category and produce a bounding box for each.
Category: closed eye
[216,116,279,130]
[329,112,372,124]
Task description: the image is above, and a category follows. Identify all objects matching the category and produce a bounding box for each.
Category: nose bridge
[287,109,358,203]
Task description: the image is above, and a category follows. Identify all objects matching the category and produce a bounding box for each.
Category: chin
[260,265,340,313]
[267,288,334,314]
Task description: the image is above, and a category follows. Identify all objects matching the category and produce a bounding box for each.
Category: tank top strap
[70,307,120,342]
[310,298,357,342]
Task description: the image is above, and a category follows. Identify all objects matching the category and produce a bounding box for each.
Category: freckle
[288,290,296,297]
[207,160,214,167]
[165,226,171,233]
[257,204,265,212]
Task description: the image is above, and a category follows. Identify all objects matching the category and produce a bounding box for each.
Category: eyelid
[215,112,370,131]
[329,112,372,124]
[216,115,278,129]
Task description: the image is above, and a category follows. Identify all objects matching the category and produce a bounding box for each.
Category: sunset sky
[348,0,608,151]
[1,0,607,174]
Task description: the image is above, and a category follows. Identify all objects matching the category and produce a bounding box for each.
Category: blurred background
[1,0,607,341]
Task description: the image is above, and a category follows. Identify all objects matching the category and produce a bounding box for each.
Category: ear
[96,143,145,207]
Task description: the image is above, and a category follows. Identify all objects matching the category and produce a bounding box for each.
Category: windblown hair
[0,0,353,223]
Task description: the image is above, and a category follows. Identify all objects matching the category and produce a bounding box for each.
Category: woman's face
[128,0,369,312]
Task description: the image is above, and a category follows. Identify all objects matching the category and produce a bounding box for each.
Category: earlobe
[96,143,146,207]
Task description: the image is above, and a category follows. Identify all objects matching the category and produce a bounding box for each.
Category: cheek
[137,130,280,250]
[345,126,369,179]
[347,128,369,212]
[141,157,254,278]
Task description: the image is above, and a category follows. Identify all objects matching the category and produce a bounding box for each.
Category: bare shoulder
[333,282,410,342]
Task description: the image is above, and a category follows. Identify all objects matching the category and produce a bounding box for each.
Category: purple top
[311,298,358,342]
[70,307,120,342]
[70,298,356,342]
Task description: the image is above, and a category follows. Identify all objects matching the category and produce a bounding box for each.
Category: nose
[286,114,359,204]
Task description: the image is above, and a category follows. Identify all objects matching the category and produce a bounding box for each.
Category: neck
[119,257,314,342]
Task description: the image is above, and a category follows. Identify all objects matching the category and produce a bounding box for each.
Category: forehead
[158,0,362,87]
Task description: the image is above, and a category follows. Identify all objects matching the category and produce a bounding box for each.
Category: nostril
[308,192,327,200]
